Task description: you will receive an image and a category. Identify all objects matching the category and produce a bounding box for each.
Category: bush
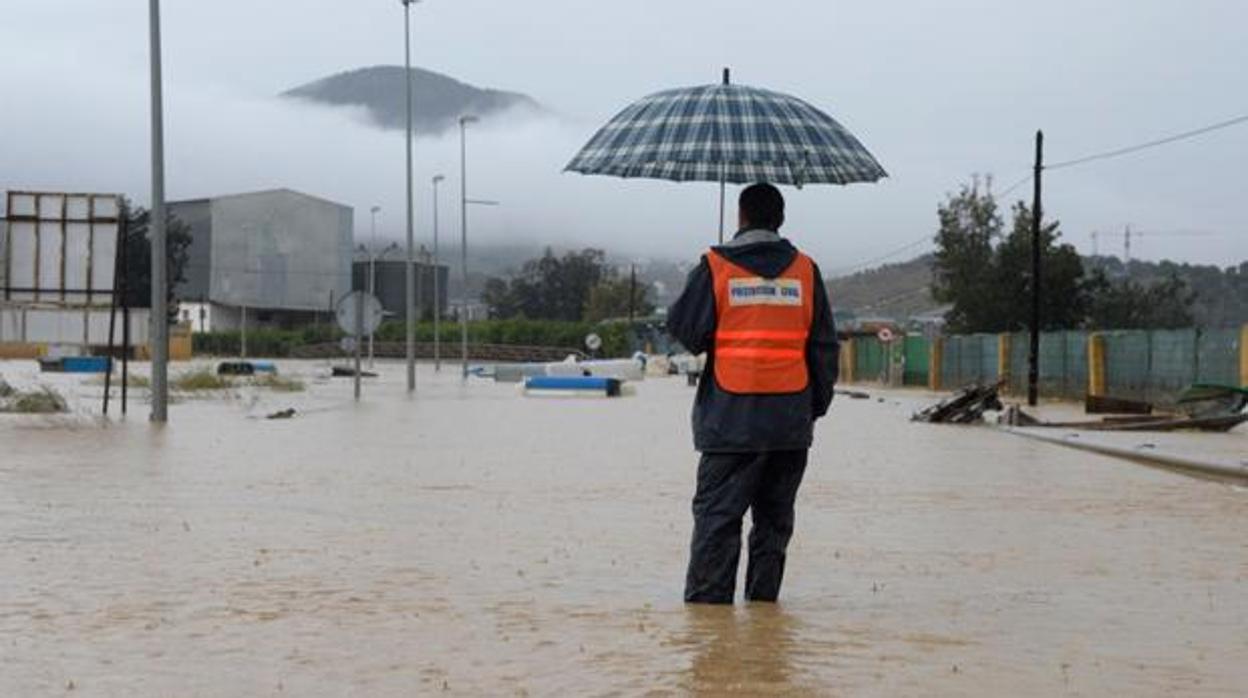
[375,318,634,356]
[172,369,231,392]
[251,374,305,392]
[193,319,640,358]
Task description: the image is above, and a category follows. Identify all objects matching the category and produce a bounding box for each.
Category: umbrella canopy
[565,73,887,187]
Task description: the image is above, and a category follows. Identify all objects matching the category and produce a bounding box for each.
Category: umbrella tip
[722,67,730,85]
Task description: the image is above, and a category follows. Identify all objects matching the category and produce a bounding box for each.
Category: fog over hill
[282,66,545,134]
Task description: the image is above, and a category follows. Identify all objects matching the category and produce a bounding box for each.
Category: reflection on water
[683,604,811,696]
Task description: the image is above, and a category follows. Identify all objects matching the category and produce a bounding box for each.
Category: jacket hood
[710,230,799,279]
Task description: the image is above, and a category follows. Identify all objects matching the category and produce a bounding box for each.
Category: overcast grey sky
[2,0,1245,270]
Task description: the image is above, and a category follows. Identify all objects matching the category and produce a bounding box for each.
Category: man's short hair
[739,183,785,231]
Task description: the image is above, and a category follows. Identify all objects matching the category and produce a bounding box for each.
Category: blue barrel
[524,376,621,396]
[61,356,112,373]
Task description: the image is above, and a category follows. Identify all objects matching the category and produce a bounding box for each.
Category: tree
[995,202,1091,331]
[119,198,192,322]
[482,248,608,321]
[1085,271,1196,329]
[930,179,1003,333]
[931,179,1091,333]
[584,273,655,322]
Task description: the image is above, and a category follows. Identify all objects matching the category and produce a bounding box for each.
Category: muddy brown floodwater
[2,361,1246,696]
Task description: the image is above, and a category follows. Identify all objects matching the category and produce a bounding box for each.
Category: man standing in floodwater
[667,183,839,604]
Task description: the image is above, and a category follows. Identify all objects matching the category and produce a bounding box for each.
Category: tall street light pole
[148,0,169,423]
[402,0,419,393]
[459,115,477,380]
[368,205,380,367]
[431,174,445,371]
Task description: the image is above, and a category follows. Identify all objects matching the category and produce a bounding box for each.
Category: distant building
[169,189,353,331]
[351,253,448,321]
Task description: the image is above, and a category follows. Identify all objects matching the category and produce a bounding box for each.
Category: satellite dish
[585,333,603,352]
[335,291,384,336]
[876,327,896,343]
[340,336,357,354]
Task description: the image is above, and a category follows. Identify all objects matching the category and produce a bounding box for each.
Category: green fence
[940,333,998,388]
[902,336,930,386]
[1006,331,1088,399]
[1102,329,1241,403]
[853,337,889,382]
[846,326,1243,403]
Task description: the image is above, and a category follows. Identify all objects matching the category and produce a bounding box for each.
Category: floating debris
[266,408,297,420]
[1085,394,1152,415]
[912,383,1003,424]
[218,360,278,376]
[1001,406,1246,433]
[835,388,871,400]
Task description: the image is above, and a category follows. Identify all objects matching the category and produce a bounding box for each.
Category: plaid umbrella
[566,86,885,185]
[565,70,886,240]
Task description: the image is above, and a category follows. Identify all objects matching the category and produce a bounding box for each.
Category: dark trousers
[684,450,808,604]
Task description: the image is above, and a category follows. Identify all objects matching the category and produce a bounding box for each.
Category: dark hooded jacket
[667,229,839,453]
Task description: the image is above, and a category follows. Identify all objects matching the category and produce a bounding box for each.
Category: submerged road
[2,361,1245,695]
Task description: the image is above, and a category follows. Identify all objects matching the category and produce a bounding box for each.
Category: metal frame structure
[2,191,120,305]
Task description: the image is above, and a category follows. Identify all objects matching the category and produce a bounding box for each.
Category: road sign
[585,333,603,352]
[335,291,383,336]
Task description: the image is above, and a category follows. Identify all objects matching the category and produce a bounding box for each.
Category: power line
[994,173,1033,199]
[1047,111,1248,171]
[830,236,931,277]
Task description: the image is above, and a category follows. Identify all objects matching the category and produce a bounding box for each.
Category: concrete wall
[0,305,151,346]
[205,189,352,313]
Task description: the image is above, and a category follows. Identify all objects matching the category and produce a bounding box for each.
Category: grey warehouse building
[170,189,353,331]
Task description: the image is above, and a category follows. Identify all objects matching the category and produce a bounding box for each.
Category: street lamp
[368,205,381,367]
[431,174,445,371]
[459,115,479,380]
[401,0,420,393]
[148,0,169,422]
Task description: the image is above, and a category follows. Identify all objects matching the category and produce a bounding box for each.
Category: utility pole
[368,205,380,367]
[628,264,637,324]
[1027,130,1043,407]
[402,0,419,393]
[459,115,477,380]
[431,174,444,371]
[148,0,169,422]
[1123,224,1132,268]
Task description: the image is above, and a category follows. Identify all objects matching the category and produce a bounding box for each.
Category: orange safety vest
[707,249,815,394]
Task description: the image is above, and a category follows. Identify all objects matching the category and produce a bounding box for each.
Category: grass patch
[1,386,68,414]
[172,369,232,392]
[0,378,13,399]
[251,374,305,392]
[85,373,151,388]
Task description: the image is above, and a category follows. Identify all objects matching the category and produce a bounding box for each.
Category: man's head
[737,183,785,232]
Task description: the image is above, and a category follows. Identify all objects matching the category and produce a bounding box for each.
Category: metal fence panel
[854,337,886,382]
[1103,330,1150,400]
[1196,328,1240,386]
[903,335,929,385]
[1149,329,1197,401]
